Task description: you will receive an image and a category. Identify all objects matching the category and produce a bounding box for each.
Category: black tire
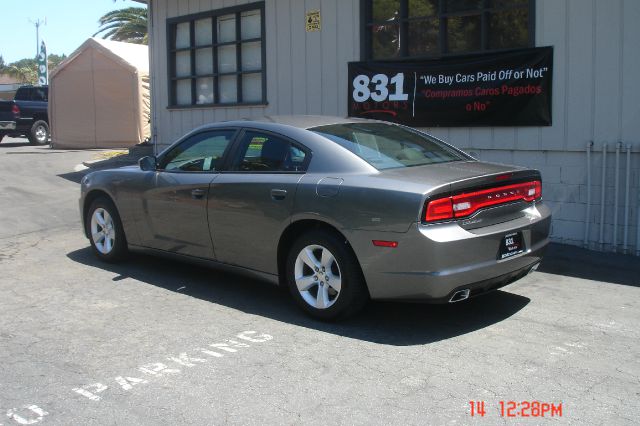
[85,197,128,262]
[0,133,5,143]
[286,229,368,321]
[28,120,49,145]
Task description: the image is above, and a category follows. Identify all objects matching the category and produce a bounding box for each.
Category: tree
[48,53,67,70]
[94,7,148,44]
[1,54,68,85]
[5,63,37,84]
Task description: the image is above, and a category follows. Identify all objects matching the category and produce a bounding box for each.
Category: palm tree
[94,7,148,44]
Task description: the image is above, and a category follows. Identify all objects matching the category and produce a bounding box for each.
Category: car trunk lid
[379,160,542,229]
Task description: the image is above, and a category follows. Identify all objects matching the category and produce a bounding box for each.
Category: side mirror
[139,155,157,171]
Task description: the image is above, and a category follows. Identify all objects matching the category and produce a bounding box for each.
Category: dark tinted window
[232,131,307,172]
[311,123,467,170]
[14,87,48,101]
[31,87,48,101]
[364,0,532,59]
[161,130,235,172]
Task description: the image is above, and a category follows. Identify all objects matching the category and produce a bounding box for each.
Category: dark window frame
[360,0,535,60]
[166,1,267,108]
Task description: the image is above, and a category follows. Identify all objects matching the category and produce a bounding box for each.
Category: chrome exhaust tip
[449,289,470,303]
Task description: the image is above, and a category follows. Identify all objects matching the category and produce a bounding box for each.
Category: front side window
[168,2,265,107]
[161,130,236,172]
[363,0,533,60]
[311,122,467,170]
[232,131,308,172]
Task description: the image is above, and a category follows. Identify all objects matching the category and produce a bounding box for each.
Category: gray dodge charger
[80,116,551,320]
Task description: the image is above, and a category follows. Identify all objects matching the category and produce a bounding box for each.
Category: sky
[0,0,144,63]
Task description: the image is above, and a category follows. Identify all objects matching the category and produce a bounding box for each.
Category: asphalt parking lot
[0,141,639,425]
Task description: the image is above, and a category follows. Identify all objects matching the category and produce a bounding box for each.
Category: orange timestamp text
[470,400,563,418]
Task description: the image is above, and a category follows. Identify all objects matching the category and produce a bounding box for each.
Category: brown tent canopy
[49,38,150,149]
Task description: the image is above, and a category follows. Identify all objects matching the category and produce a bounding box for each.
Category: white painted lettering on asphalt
[237,331,274,343]
[209,343,238,353]
[138,362,181,377]
[2,331,273,424]
[5,405,49,425]
[226,339,250,348]
[114,376,148,391]
[167,353,207,367]
[196,348,224,357]
[71,383,108,401]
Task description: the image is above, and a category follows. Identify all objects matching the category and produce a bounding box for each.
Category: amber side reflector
[372,240,398,248]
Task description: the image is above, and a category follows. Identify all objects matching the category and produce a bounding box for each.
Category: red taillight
[424,180,542,223]
[424,197,454,222]
[11,104,20,118]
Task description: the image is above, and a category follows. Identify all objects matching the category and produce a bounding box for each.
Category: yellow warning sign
[305,10,321,32]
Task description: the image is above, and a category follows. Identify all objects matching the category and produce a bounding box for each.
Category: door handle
[191,188,206,199]
[270,189,287,200]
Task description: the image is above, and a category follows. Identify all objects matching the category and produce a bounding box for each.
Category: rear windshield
[310,122,468,170]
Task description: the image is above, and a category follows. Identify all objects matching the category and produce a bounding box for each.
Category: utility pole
[29,18,46,57]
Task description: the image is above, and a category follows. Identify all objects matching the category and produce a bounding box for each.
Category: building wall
[150,0,360,145]
[150,0,640,253]
[447,0,640,252]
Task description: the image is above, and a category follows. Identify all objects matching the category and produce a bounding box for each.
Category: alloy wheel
[35,125,47,143]
[294,244,342,309]
[90,207,116,254]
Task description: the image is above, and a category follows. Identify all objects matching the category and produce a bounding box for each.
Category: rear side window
[14,87,48,101]
[31,87,48,101]
[310,122,467,170]
[231,131,308,172]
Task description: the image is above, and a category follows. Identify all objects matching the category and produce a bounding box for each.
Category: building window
[362,0,533,60]
[167,2,265,107]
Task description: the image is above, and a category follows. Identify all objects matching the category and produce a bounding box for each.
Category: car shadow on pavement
[0,142,31,148]
[67,247,530,346]
[538,243,640,287]
[58,170,91,184]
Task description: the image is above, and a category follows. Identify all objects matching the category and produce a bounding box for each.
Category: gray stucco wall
[148,0,640,253]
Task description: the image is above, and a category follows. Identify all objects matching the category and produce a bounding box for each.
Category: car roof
[251,115,373,129]
[195,115,375,132]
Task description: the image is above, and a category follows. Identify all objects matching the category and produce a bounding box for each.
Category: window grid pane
[176,79,192,105]
[195,18,213,46]
[241,10,261,39]
[169,6,265,106]
[218,45,237,73]
[195,48,214,75]
[196,77,215,104]
[217,14,236,43]
[241,41,262,71]
[175,22,190,49]
[175,51,191,77]
[446,15,482,53]
[219,75,238,103]
[242,73,262,103]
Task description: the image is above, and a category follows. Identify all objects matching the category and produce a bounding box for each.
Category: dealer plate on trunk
[0,121,16,130]
[498,231,524,259]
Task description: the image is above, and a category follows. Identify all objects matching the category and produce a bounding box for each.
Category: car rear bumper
[0,121,16,131]
[347,202,551,301]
